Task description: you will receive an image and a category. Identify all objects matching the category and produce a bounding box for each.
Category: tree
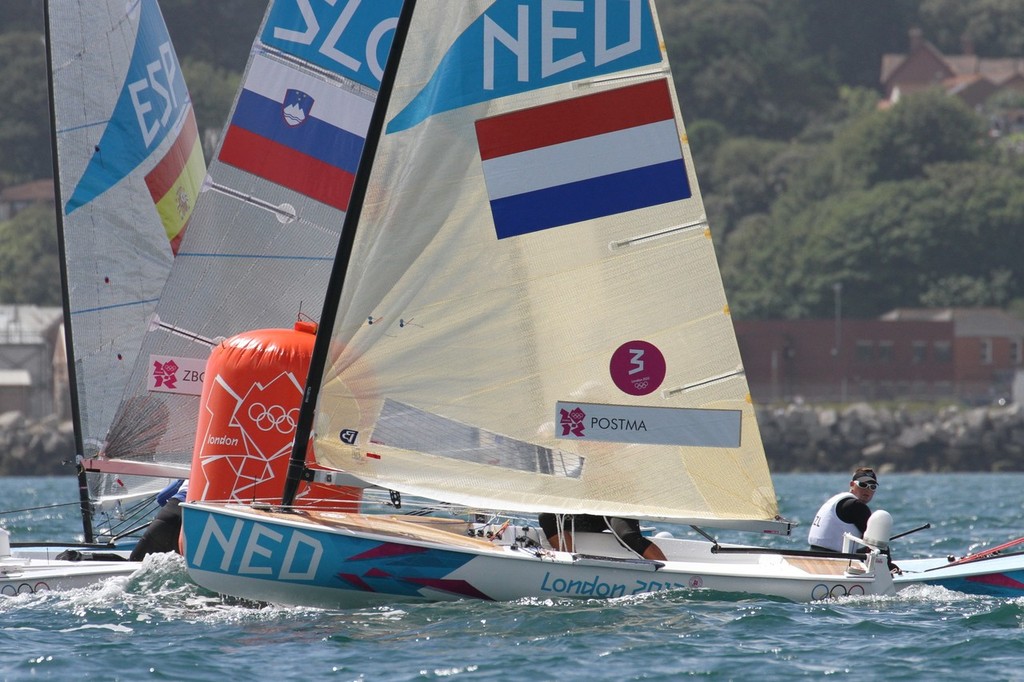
[798,0,920,87]
[162,0,267,72]
[836,89,986,186]
[659,0,840,139]
[0,32,51,184]
[919,0,1024,56]
[702,136,788,242]
[0,205,61,305]
[724,157,1024,320]
[0,0,42,33]
[181,58,242,141]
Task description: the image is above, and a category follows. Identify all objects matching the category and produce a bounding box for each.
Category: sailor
[808,467,877,553]
[538,513,667,561]
[129,479,188,561]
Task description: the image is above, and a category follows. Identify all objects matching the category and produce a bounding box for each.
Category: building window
[912,341,927,364]
[1012,339,1023,366]
[877,341,893,363]
[981,338,993,365]
[934,341,952,363]
[856,341,873,362]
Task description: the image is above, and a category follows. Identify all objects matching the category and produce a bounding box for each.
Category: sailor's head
[849,467,877,501]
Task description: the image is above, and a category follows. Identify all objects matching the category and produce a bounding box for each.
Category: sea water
[1,473,1023,681]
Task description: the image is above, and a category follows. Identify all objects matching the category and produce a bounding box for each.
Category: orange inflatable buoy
[185,321,360,511]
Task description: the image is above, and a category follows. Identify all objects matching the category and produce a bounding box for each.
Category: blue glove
[156,480,184,506]
[171,480,189,503]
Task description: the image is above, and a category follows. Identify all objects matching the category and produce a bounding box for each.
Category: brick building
[0,179,55,221]
[735,309,1024,405]
[881,28,1024,112]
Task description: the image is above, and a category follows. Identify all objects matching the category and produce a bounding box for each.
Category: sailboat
[90,0,404,512]
[179,0,898,606]
[893,535,1024,596]
[4,0,205,588]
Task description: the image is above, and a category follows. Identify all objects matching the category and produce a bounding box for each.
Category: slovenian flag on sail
[145,107,205,254]
[219,53,374,211]
[475,80,691,239]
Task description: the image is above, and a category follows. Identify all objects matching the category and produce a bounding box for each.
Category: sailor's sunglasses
[854,481,877,490]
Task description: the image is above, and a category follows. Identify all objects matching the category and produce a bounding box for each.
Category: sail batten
[297,0,779,527]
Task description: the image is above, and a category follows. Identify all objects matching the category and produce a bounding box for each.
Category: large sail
[46,0,206,536]
[98,1,403,498]
[306,0,779,526]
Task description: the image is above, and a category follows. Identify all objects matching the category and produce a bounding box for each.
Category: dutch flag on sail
[475,80,691,240]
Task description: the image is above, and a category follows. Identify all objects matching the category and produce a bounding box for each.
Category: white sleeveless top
[807,492,859,551]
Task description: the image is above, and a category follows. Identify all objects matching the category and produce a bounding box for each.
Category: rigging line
[603,515,644,560]
[609,217,708,250]
[0,501,81,516]
[44,0,94,543]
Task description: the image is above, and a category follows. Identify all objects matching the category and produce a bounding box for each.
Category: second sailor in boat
[129,479,188,561]
[538,513,667,561]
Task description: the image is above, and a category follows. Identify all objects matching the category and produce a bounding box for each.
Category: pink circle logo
[609,340,666,396]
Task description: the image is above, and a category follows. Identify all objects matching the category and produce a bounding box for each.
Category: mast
[282,0,419,507]
[43,0,94,542]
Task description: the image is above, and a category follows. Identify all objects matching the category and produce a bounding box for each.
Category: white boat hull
[182,502,895,607]
[1,555,140,596]
[894,554,1024,596]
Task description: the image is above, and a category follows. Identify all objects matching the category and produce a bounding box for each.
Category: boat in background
[92,0,403,511]
[3,0,206,586]
[894,535,1024,596]
[1,527,135,596]
[182,0,897,606]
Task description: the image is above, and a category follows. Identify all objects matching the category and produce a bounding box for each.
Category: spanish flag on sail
[145,107,205,254]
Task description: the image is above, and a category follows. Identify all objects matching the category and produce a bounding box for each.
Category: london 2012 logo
[609,340,666,396]
[560,406,586,437]
[152,359,179,389]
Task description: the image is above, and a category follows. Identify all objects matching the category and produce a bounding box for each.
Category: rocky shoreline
[757,401,1024,473]
[0,411,77,476]
[2,403,1024,477]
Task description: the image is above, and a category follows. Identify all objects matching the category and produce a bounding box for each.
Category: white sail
[47,0,206,534]
[308,0,779,527]
[99,1,404,490]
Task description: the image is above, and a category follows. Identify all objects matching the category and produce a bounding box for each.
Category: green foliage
[724,152,1024,319]
[836,89,985,186]
[685,118,727,178]
[0,205,61,305]
[181,58,242,141]
[703,137,788,238]
[659,0,839,139]
[0,32,52,182]
[920,0,1024,56]
[161,0,268,72]
[919,271,1015,308]
[0,0,1022,322]
[0,1,41,32]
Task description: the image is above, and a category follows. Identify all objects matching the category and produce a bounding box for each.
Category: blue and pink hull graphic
[895,554,1024,597]
[182,505,496,604]
[180,502,720,607]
